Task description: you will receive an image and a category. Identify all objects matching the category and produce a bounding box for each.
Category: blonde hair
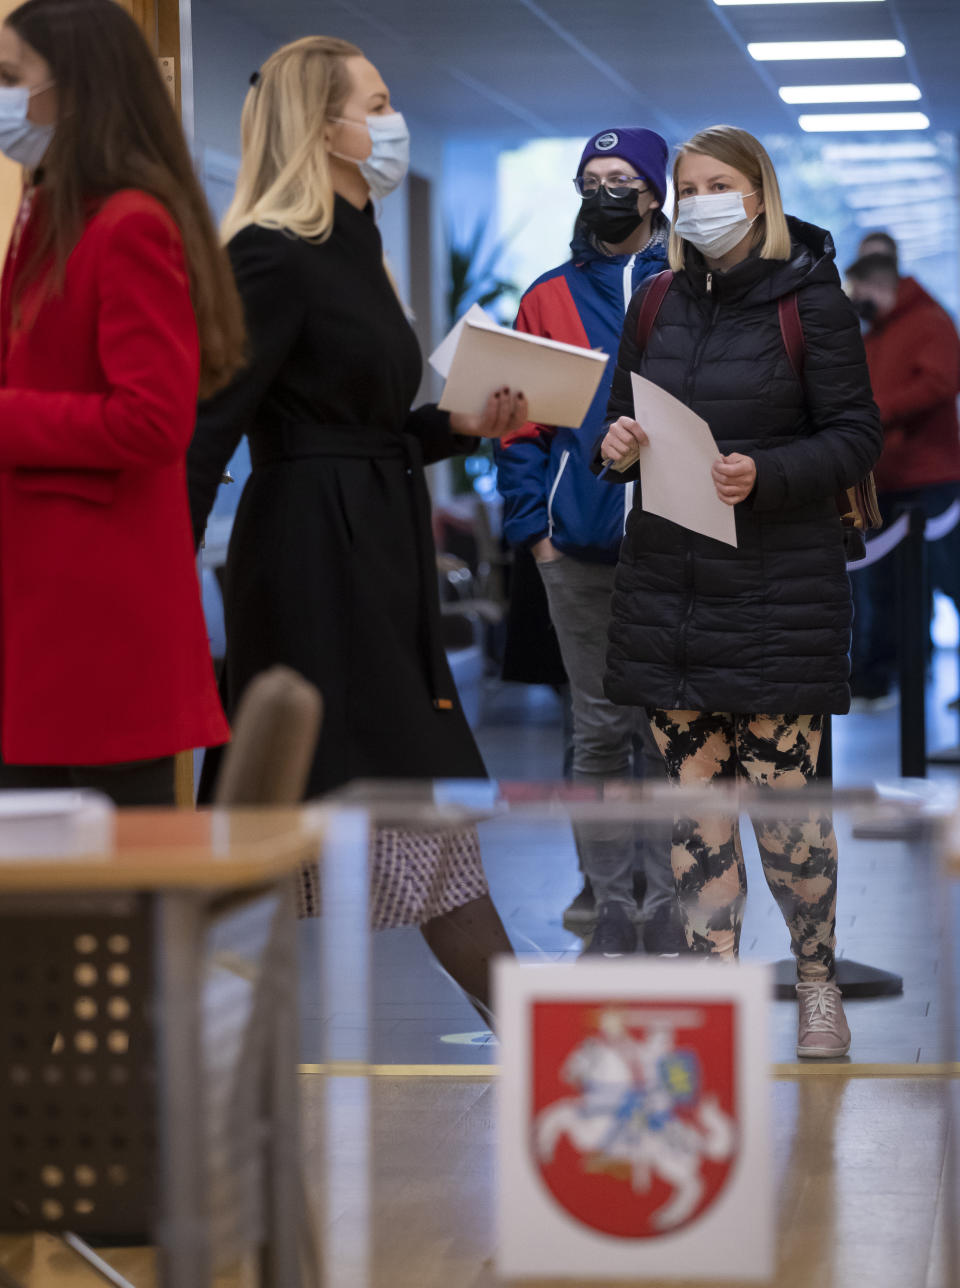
[221,36,362,245]
[667,125,791,272]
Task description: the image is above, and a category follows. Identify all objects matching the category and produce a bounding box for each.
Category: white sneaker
[796,980,851,1059]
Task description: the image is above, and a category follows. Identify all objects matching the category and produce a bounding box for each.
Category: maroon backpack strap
[778,292,806,381]
[635,270,674,353]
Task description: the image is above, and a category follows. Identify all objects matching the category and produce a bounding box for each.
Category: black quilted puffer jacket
[601,217,883,716]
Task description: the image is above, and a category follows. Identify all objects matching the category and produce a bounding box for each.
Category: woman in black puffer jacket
[598,126,882,1059]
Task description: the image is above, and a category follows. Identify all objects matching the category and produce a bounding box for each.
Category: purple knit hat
[577,127,669,205]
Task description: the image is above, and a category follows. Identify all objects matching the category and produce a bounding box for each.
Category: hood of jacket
[681,215,841,306]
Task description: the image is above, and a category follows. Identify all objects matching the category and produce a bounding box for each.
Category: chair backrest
[213,666,323,806]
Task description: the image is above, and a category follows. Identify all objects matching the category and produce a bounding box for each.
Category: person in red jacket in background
[845,245,960,706]
[0,0,245,803]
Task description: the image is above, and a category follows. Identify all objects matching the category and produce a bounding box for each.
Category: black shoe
[563,878,596,932]
[642,904,689,956]
[581,902,638,958]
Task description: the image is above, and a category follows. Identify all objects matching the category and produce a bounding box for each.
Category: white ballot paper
[429,303,608,428]
[630,371,738,548]
[0,790,114,858]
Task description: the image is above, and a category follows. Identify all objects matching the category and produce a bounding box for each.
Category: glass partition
[301,782,956,1288]
[304,780,954,1071]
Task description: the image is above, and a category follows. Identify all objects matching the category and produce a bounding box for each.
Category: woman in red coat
[0,0,245,803]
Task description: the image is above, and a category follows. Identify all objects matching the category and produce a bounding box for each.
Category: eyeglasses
[573,175,650,199]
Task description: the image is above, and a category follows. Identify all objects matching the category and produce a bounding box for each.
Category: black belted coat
[187,198,485,796]
[601,218,883,716]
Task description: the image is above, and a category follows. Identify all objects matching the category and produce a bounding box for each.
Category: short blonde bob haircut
[221,35,362,245]
[667,125,791,272]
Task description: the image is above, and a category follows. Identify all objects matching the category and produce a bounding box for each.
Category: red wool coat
[0,188,228,764]
[864,276,960,494]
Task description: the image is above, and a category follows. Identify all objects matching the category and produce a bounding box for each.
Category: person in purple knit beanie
[577,126,670,205]
[496,122,686,958]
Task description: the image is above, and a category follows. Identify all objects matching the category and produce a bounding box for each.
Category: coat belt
[248,423,456,713]
[248,423,404,466]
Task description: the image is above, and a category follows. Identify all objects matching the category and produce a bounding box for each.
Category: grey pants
[537,555,674,915]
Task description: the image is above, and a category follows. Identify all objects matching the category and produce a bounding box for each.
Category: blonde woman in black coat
[188,38,527,1021]
[599,127,882,1058]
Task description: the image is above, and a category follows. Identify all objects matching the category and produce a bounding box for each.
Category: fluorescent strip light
[844,182,955,208]
[799,111,929,131]
[780,83,919,104]
[850,201,955,219]
[845,185,953,209]
[821,141,937,161]
[717,0,883,4]
[834,161,945,183]
[749,40,905,60]
[855,208,953,229]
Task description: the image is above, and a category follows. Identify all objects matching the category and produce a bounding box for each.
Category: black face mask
[578,189,645,244]
[852,296,879,324]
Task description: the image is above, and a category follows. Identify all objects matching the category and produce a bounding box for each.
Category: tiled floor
[300,648,960,1068]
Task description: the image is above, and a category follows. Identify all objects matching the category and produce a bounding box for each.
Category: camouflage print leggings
[647,711,837,983]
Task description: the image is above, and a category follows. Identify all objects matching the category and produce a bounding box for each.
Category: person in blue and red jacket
[495,126,684,957]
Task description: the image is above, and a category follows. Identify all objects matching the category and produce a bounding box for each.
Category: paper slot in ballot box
[430,304,609,428]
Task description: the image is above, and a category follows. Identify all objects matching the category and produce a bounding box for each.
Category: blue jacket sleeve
[495,431,553,547]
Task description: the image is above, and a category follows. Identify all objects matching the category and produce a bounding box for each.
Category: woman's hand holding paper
[450,387,529,438]
[711,453,757,506]
[600,416,649,470]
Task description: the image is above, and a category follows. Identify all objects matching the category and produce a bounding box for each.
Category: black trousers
[0,756,176,807]
[850,482,960,699]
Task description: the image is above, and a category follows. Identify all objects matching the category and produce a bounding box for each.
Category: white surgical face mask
[330,111,410,200]
[0,82,55,171]
[674,190,759,259]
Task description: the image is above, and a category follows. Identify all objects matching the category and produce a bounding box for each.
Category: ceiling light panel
[855,208,953,231]
[715,0,884,4]
[843,181,955,208]
[821,142,938,161]
[832,161,945,183]
[799,111,929,131]
[749,40,905,60]
[779,83,920,104]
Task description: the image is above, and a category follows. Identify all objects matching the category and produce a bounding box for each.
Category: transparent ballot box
[302,780,956,1288]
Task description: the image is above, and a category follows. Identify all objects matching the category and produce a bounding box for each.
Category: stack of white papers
[0,790,115,858]
[429,304,608,429]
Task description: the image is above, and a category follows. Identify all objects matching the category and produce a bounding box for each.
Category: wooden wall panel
[116,0,181,110]
[115,0,157,47]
